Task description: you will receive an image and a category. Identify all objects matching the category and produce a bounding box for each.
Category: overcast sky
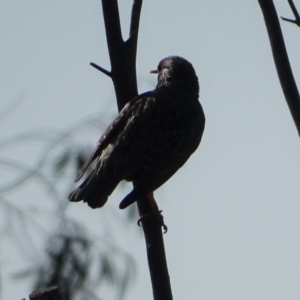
[2,1,300,299]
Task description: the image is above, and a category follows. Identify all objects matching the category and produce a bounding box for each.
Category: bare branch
[281,0,300,26]
[137,194,173,300]
[90,62,111,77]
[129,0,142,38]
[101,0,138,110]
[99,1,173,299]
[101,0,123,57]
[258,0,300,136]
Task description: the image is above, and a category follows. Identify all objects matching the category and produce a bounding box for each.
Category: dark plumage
[69,56,205,209]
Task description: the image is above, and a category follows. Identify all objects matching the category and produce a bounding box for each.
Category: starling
[69,56,205,209]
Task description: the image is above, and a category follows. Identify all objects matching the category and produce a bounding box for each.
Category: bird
[69,56,205,210]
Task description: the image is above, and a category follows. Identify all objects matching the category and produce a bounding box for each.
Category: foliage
[0,114,137,300]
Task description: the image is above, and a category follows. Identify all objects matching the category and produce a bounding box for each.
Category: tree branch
[101,0,138,111]
[258,0,300,136]
[100,1,173,299]
[281,0,300,26]
[90,62,111,77]
[129,0,143,38]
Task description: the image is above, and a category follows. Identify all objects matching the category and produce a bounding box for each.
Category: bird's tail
[69,170,120,209]
[119,189,145,209]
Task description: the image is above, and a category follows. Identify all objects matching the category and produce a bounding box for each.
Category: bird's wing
[134,104,204,201]
[141,103,204,174]
[75,92,154,182]
[119,103,205,209]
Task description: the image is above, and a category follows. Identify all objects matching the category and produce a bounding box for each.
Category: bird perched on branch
[69,56,205,209]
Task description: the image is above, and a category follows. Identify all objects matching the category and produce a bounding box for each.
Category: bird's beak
[150,69,158,74]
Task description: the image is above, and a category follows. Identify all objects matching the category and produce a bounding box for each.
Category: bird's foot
[137,210,168,233]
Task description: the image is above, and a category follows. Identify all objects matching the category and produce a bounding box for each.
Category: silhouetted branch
[281,0,300,26]
[90,63,112,77]
[129,0,142,38]
[258,0,300,136]
[100,1,173,299]
[100,0,138,110]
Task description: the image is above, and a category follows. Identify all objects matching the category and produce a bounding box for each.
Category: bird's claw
[162,223,168,234]
[137,210,168,233]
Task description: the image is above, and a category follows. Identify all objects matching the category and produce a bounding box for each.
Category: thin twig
[90,62,111,77]
[0,90,27,122]
[281,0,300,26]
[258,0,300,136]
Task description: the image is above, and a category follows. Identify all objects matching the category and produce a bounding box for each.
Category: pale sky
[1,1,300,299]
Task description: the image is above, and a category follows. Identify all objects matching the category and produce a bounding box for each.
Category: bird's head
[151,56,199,98]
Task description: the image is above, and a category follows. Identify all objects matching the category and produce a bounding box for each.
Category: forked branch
[281,0,300,26]
[258,0,300,136]
[99,1,173,299]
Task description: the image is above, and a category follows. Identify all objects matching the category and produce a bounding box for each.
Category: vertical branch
[101,0,123,56]
[99,1,173,299]
[138,194,173,300]
[129,0,143,39]
[258,0,300,136]
[125,0,143,96]
[101,0,138,110]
